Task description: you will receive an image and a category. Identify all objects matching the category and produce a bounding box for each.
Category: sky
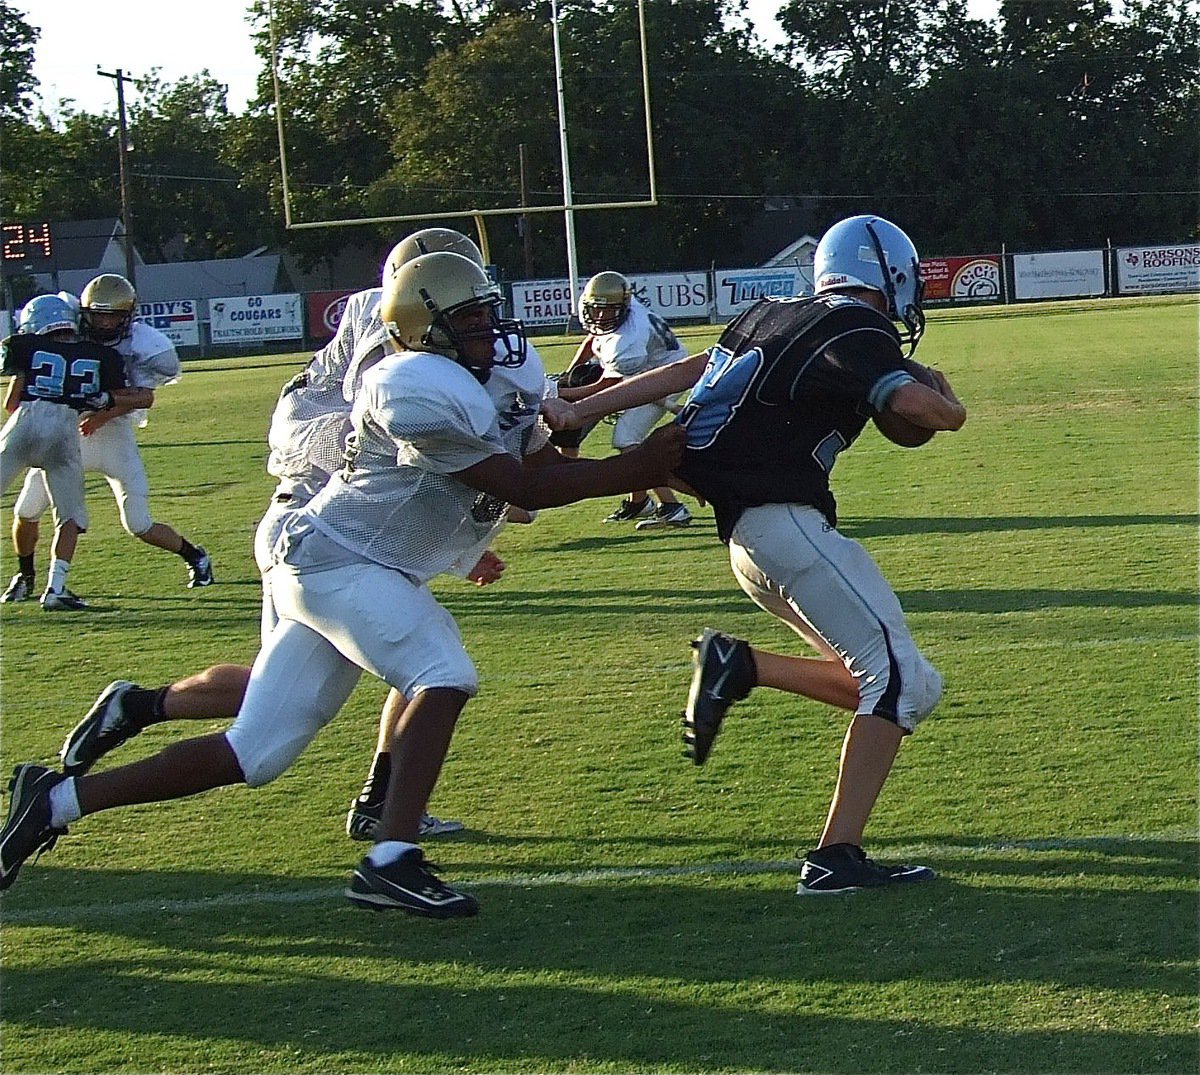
[19,1,1000,119]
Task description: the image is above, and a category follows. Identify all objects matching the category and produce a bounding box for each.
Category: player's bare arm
[552,351,709,429]
[4,374,25,413]
[454,423,685,510]
[885,374,967,431]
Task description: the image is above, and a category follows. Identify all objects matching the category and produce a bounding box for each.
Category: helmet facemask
[862,219,925,356]
[425,294,527,376]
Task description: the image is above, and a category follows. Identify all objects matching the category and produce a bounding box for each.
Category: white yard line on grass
[3,832,1191,926]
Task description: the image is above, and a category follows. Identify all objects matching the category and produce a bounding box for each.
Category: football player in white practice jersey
[557,270,692,530]
[53,229,515,840]
[1,250,683,917]
[541,215,967,896]
[3,274,213,603]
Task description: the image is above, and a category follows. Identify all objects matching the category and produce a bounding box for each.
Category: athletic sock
[18,553,35,582]
[357,752,391,805]
[178,538,204,566]
[120,686,172,730]
[49,777,82,827]
[47,558,70,593]
[366,840,419,867]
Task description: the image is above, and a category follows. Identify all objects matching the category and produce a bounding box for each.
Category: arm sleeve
[127,346,181,389]
[808,307,912,412]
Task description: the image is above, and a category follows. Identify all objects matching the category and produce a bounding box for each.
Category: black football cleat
[345,849,478,917]
[60,680,143,776]
[0,764,68,891]
[796,843,937,895]
[683,628,756,764]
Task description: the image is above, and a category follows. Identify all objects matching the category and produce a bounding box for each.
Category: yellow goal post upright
[266,0,658,306]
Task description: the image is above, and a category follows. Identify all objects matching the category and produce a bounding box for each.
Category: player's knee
[122,499,154,537]
[900,659,943,731]
[225,729,304,788]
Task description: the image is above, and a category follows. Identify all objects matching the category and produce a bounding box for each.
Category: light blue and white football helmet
[17,294,80,337]
[813,215,925,354]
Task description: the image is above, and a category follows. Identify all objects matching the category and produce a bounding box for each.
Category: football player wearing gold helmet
[557,271,693,530]
[0,246,684,920]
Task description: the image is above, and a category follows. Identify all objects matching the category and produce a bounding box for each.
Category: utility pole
[97,67,138,288]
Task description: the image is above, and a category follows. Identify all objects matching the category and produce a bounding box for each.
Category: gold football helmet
[380,251,525,371]
[383,228,484,282]
[580,271,632,334]
[80,273,137,343]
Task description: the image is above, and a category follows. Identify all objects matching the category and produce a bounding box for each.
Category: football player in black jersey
[542,215,967,895]
[1,295,132,609]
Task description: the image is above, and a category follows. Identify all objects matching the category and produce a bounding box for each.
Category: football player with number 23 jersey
[1,295,129,609]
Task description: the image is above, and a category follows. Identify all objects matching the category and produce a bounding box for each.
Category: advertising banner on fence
[306,289,358,343]
[209,294,303,344]
[1013,251,1105,300]
[631,272,711,319]
[921,256,1002,303]
[512,272,712,327]
[1116,244,1200,295]
[138,300,200,347]
[511,280,576,327]
[712,267,810,318]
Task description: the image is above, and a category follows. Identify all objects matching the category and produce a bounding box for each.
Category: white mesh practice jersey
[297,344,547,581]
[589,298,687,379]
[266,287,382,497]
[311,288,385,391]
[112,321,182,428]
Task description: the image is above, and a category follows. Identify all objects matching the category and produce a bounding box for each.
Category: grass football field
[1,296,1196,1074]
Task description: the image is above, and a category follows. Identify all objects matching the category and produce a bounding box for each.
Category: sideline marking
[3,833,1191,926]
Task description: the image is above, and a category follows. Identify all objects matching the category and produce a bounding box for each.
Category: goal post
[266,0,658,239]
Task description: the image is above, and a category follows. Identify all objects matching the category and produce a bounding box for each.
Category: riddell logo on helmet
[818,274,852,288]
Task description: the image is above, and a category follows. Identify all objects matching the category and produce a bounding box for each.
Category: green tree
[0,0,38,121]
[126,74,268,260]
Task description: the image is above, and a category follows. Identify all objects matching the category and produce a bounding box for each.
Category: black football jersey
[676,294,913,541]
[2,334,127,411]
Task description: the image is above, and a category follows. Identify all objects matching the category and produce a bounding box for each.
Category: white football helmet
[580,271,632,334]
[380,251,525,372]
[813,215,925,353]
[383,228,484,282]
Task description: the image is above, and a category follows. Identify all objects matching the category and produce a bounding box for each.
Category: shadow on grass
[548,514,1198,555]
[840,513,1199,539]
[2,837,1195,1073]
[442,585,1198,620]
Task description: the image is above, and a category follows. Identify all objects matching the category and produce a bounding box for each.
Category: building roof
[41,256,286,304]
[49,218,133,272]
